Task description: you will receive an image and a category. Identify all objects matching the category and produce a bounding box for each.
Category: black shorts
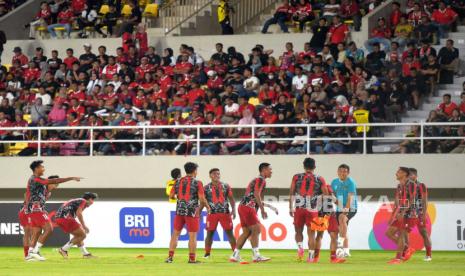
[336,210,357,224]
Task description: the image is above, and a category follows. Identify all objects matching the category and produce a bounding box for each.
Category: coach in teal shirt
[331,166,357,213]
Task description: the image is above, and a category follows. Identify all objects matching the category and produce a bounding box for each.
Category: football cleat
[165,257,173,263]
[29,252,46,261]
[297,248,304,260]
[387,258,402,265]
[331,258,346,264]
[252,255,271,263]
[424,256,432,262]
[57,248,68,259]
[83,254,97,259]
[402,248,415,262]
[188,260,201,264]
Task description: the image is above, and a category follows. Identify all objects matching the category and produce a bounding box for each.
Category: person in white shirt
[292,66,308,97]
[240,68,260,98]
[36,87,52,106]
[222,97,240,124]
[77,5,98,38]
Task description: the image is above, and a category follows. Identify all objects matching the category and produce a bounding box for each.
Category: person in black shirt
[438,39,460,83]
[41,72,60,94]
[413,16,436,44]
[118,0,141,36]
[420,54,440,99]
[95,5,119,37]
[144,46,161,66]
[403,68,425,110]
[274,94,294,119]
[32,47,47,68]
[227,47,245,64]
[385,82,405,122]
[46,50,62,74]
[365,42,386,76]
[79,43,97,73]
[310,18,329,52]
[210,43,229,64]
[366,92,386,121]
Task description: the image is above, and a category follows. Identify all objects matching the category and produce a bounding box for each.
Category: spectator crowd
[0,0,464,156]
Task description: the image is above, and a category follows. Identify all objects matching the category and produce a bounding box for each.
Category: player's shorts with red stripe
[327,214,339,233]
[18,210,30,227]
[293,208,317,227]
[29,211,50,228]
[206,213,233,231]
[174,215,200,232]
[238,204,260,227]
[55,218,81,233]
[405,217,419,232]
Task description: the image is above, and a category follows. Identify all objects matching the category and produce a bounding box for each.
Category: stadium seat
[23,114,31,124]
[143,3,159,18]
[248,97,260,106]
[3,64,12,71]
[99,4,110,15]
[36,26,48,38]
[121,5,133,17]
[344,20,354,25]
[8,143,28,156]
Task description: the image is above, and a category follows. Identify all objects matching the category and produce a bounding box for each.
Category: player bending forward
[166,162,211,263]
[385,167,417,264]
[26,160,82,261]
[201,168,237,258]
[409,168,432,261]
[230,163,278,263]
[56,192,98,259]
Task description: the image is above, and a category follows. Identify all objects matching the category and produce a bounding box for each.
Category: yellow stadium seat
[36,26,47,31]
[99,4,110,15]
[344,20,354,25]
[182,112,190,119]
[54,27,66,31]
[139,0,148,7]
[23,114,32,124]
[8,143,29,156]
[121,4,133,17]
[3,64,12,71]
[143,3,159,17]
[248,97,260,106]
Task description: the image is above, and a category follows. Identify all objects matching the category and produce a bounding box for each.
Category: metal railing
[0,122,464,157]
[161,0,214,35]
[228,0,278,33]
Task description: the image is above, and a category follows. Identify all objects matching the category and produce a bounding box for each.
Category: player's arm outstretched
[76,207,89,234]
[263,202,279,215]
[47,177,83,186]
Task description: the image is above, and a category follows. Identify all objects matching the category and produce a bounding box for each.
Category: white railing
[0,122,464,156]
[161,0,214,35]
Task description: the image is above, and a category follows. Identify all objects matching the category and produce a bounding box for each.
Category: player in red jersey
[312,185,346,264]
[26,160,82,261]
[230,163,278,263]
[385,167,417,264]
[289,158,321,261]
[166,162,210,264]
[56,192,98,259]
[409,168,432,262]
[201,168,236,258]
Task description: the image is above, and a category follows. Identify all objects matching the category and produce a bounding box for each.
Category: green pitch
[1,248,465,276]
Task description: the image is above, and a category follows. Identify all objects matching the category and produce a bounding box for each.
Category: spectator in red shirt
[26,1,51,39]
[173,54,193,75]
[437,94,458,118]
[364,17,392,53]
[102,56,121,80]
[204,97,223,119]
[47,3,74,39]
[431,1,458,39]
[389,1,402,28]
[63,48,79,69]
[135,23,148,57]
[292,0,314,32]
[340,0,361,31]
[408,2,427,27]
[11,47,29,68]
[71,0,87,15]
[326,15,349,58]
[206,70,224,94]
[23,61,41,85]
[261,0,294,34]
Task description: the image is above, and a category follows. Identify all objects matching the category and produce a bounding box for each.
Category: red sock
[396,252,402,259]
[168,251,174,258]
[205,246,211,255]
[189,253,196,262]
[426,246,432,257]
[230,244,236,251]
[330,250,336,260]
[315,249,320,258]
[23,246,29,257]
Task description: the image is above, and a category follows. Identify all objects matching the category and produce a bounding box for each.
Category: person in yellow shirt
[218,0,234,35]
[393,16,413,49]
[352,101,373,153]
[166,168,181,203]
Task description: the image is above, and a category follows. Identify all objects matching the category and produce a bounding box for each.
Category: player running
[166,162,210,264]
[26,160,82,261]
[312,185,346,264]
[202,168,237,258]
[331,164,357,258]
[230,162,278,263]
[385,167,417,264]
[289,158,322,261]
[409,168,432,261]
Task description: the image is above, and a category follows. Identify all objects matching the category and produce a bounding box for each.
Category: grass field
[1,248,465,276]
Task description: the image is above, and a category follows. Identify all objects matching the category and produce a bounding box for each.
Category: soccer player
[166,168,181,203]
[56,192,98,259]
[26,160,82,261]
[166,162,211,264]
[331,164,357,258]
[230,162,278,263]
[409,168,432,261]
[202,168,237,258]
[289,157,322,260]
[313,185,346,264]
[385,167,416,264]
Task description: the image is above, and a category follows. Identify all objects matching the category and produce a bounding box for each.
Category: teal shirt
[331,177,357,211]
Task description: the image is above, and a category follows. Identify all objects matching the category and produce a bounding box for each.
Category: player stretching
[20,175,59,260]
[230,163,278,263]
[331,164,357,258]
[202,168,237,258]
[409,168,432,261]
[289,158,322,261]
[385,167,416,264]
[313,185,346,264]
[26,160,82,261]
[56,192,98,259]
[166,162,210,264]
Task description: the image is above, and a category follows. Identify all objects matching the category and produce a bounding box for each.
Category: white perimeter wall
[1,155,464,189]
